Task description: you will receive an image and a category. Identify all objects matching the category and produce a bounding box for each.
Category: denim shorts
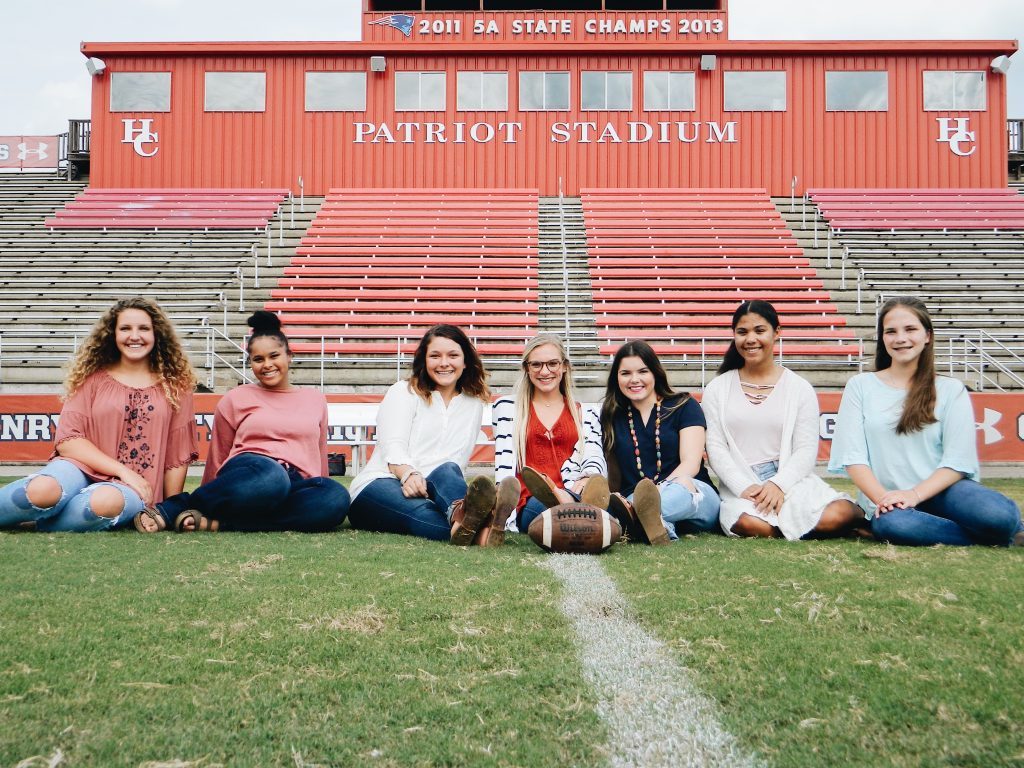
[750,460,780,483]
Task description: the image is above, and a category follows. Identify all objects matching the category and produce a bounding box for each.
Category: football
[527,503,622,554]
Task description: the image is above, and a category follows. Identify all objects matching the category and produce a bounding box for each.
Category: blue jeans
[871,479,1022,546]
[0,458,143,532]
[630,478,721,540]
[157,453,349,532]
[348,462,466,541]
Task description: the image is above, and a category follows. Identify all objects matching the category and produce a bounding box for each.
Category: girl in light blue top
[829,297,1022,546]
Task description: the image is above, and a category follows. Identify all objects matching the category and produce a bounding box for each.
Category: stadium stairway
[0,174,311,392]
[790,189,1024,391]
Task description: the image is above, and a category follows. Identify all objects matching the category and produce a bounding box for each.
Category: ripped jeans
[0,458,144,532]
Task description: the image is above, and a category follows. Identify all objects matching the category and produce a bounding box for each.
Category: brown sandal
[174,509,218,532]
[133,506,166,533]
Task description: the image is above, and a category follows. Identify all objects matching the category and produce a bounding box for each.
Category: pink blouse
[203,384,328,483]
[54,370,199,503]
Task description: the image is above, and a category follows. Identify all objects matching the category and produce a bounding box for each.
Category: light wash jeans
[871,478,1022,547]
[629,478,721,540]
[0,458,143,532]
[348,461,466,541]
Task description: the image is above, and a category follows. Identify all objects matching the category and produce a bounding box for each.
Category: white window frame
[581,71,633,111]
[305,72,367,112]
[724,71,787,112]
[518,71,570,111]
[395,72,446,111]
[923,70,986,111]
[456,71,508,112]
[642,71,696,112]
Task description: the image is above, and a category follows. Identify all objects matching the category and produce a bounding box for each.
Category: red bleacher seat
[808,188,1024,231]
[582,188,848,358]
[273,188,540,355]
[45,188,288,230]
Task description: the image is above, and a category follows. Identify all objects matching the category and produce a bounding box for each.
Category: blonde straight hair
[512,335,585,472]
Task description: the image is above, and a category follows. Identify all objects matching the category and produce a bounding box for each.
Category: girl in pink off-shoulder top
[0,298,198,532]
[136,311,350,533]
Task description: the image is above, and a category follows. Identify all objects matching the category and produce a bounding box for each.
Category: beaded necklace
[627,399,661,482]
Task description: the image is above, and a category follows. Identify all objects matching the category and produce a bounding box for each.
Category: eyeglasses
[526,359,564,372]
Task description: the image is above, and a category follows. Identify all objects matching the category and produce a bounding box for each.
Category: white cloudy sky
[3,0,1022,134]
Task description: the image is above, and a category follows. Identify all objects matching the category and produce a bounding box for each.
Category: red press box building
[79,0,1017,196]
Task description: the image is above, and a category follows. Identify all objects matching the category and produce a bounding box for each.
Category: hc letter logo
[936,117,976,157]
[122,118,159,157]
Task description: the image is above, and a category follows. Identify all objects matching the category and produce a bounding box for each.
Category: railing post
[790,175,797,213]
[700,337,706,387]
[252,243,259,289]
[298,176,305,212]
[237,267,244,312]
[802,192,807,229]
[279,204,284,245]
[266,225,272,266]
[978,334,985,391]
[289,191,295,228]
[856,269,864,313]
[219,292,227,337]
[557,176,571,350]
[840,245,847,290]
[826,227,832,268]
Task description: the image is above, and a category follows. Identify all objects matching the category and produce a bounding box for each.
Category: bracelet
[400,469,421,485]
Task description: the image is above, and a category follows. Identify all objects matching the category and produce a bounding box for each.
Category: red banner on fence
[1,392,1022,464]
[0,136,60,169]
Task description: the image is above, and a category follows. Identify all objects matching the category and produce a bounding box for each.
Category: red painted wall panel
[87,44,1011,195]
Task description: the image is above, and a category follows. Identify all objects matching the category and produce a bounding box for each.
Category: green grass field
[2,477,1022,767]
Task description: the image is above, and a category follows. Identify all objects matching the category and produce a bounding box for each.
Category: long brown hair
[64,297,196,410]
[408,324,490,403]
[600,340,688,453]
[875,296,937,434]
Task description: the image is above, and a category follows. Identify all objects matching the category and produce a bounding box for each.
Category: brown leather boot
[607,492,639,542]
[521,466,562,508]
[633,478,670,546]
[580,475,610,510]
[450,475,496,545]
[478,476,520,547]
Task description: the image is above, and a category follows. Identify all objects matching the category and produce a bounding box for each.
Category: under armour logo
[17,142,49,161]
[978,408,1003,445]
[122,118,159,157]
[936,117,976,157]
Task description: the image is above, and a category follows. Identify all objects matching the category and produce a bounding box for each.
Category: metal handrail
[557,176,572,353]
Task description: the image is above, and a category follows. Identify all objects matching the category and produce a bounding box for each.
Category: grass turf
[1,476,1022,766]
[0,530,603,767]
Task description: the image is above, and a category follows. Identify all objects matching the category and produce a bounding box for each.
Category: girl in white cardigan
[703,301,863,539]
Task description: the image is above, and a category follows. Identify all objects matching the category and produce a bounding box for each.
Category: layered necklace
[627,399,661,482]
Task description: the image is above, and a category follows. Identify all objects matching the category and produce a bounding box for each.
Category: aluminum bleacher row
[44,188,289,230]
[581,188,858,362]
[808,188,1024,231]
[268,188,539,357]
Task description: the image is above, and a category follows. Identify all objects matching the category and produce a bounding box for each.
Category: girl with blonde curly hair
[0,297,198,532]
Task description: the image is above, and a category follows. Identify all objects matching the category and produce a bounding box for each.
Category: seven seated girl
[829,297,1023,547]
[4,299,1022,546]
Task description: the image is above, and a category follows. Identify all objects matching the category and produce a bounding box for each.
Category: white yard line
[542,555,763,768]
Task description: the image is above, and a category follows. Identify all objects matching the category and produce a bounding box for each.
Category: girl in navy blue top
[600,340,720,545]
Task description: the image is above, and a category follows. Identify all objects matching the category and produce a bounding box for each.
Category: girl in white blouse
[348,325,518,545]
